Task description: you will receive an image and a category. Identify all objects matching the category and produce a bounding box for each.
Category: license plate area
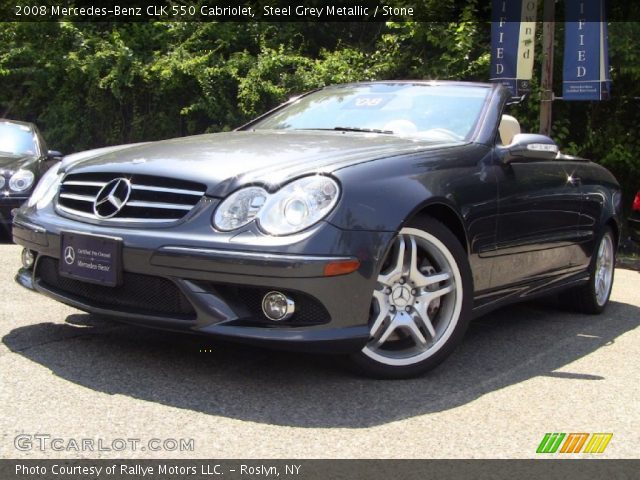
[59,232,122,287]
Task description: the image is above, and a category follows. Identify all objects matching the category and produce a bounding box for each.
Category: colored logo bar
[537,433,613,454]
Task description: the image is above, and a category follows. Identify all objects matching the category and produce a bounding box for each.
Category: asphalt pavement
[1,238,638,458]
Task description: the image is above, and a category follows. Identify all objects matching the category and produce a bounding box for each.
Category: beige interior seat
[498,114,521,145]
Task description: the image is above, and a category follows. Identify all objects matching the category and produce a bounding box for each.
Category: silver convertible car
[13,82,621,378]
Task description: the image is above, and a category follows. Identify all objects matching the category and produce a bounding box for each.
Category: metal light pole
[539,0,556,136]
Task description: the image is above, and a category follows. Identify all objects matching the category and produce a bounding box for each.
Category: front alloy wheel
[351,217,472,378]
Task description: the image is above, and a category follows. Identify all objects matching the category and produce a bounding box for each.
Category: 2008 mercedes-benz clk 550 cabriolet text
[13,81,622,378]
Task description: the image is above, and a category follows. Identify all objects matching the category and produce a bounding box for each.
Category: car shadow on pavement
[3,298,639,428]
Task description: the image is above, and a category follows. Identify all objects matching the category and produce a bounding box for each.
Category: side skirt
[471,269,590,319]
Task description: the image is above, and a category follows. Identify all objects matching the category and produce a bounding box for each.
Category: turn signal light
[323,259,360,277]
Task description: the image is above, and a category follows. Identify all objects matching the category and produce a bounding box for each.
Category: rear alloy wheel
[351,218,472,379]
[562,227,616,314]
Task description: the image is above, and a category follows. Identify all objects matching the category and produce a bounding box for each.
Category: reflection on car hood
[0,153,37,172]
[64,130,462,196]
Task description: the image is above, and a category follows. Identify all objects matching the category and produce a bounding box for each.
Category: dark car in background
[630,191,640,242]
[0,119,61,227]
[12,82,622,378]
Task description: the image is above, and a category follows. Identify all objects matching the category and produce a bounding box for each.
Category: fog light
[261,291,295,321]
[21,248,35,269]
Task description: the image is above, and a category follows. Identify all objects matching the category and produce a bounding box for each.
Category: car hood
[0,153,38,172]
[63,130,463,196]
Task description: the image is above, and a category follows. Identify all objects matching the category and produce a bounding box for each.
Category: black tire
[349,216,473,379]
[561,226,616,315]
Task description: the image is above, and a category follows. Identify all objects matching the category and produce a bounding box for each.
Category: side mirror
[502,134,559,163]
[45,150,63,168]
[47,150,63,160]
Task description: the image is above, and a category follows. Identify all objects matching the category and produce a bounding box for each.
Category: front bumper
[13,207,392,353]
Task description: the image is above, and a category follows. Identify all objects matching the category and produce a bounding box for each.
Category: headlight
[213,186,268,231]
[259,176,340,235]
[9,170,35,192]
[26,163,62,208]
[213,176,340,235]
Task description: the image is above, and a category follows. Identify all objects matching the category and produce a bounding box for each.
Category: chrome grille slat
[126,200,193,211]
[57,205,187,223]
[58,193,94,202]
[131,184,205,196]
[63,180,108,187]
[56,172,206,223]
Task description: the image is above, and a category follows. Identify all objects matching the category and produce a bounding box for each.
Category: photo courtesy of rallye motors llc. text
[15,463,301,476]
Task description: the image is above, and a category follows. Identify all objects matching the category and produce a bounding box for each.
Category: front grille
[36,257,196,319]
[57,172,206,223]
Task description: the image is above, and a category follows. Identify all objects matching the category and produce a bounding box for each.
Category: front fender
[327,144,496,243]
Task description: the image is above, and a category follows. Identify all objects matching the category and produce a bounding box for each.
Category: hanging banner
[562,0,611,100]
[490,0,538,97]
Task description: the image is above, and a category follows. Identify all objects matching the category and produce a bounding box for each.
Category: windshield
[251,83,490,141]
[0,122,38,156]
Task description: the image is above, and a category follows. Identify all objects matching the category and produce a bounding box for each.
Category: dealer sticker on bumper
[59,232,122,286]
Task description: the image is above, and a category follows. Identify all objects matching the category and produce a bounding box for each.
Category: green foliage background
[1,16,638,219]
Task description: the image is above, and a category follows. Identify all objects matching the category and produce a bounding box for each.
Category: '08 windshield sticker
[343,94,394,109]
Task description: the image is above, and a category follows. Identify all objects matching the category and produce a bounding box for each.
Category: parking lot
[1,238,638,459]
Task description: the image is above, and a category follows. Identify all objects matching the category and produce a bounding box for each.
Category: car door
[490,156,584,288]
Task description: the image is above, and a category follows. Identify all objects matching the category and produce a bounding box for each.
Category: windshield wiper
[332,126,394,135]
